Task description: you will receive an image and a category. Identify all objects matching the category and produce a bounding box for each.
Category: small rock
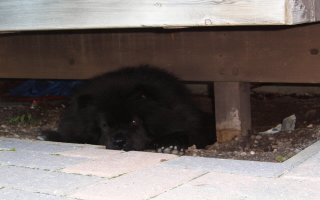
[268,136,275,140]
[206,142,219,150]
[294,149,301,153]
[285,142,293,148]
[254,140,259,144]
[240,152,247,156]
[187,145,197,151]
[273,149,277,153]
[250,151,255,155]
[1,125,6,128]
[250,135,255,140]
[255,135,262,140]
[307,124,313,128]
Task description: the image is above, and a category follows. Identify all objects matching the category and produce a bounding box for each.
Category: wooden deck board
[1,24,319,82]
[0,0,319,32]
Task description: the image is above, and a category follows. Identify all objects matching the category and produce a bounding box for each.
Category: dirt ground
[186,93,320,162]
[0,87,319,163]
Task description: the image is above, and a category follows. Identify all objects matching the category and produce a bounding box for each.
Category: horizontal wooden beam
[0,0,319,32]
[1,23,320,83]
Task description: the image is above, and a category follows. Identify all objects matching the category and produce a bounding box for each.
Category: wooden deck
[0,0,319,32]
[1,0,320,142]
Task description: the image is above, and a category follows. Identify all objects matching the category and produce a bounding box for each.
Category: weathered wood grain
[1,23,320,82]
[0,0,319,31]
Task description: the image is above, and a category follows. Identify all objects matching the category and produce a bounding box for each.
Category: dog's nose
[112,137,127,149]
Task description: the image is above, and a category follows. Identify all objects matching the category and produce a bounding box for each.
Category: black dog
[43,65,216,151]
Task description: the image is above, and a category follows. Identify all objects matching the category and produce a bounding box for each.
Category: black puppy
[43,65,216,151]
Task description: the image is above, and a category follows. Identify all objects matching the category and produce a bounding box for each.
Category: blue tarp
[10,80,82,98]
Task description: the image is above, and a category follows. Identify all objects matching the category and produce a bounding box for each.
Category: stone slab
[0,165,102,196]
[161,156,290,178]
[283,151,320,180]
[285,141,320,166]
[0,138,79,153]
[61,151,177,178]
[57,148,121,159]
[69,164,205,200]
[0,188,74,200]
[0,137,105,149]
[0,151,89,170]
[153,172,320,200]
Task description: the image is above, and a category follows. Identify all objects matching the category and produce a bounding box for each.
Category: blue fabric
[10,80,82,97]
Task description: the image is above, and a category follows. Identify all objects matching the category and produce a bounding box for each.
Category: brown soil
[0,91,319,163]
[185,93,320,162]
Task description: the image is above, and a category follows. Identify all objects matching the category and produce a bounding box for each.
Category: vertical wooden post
[214,82,251,142]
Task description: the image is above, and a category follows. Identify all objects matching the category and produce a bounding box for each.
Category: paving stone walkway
[0,137,320,200]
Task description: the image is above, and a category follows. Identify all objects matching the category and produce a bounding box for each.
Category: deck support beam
[214,82,251,142]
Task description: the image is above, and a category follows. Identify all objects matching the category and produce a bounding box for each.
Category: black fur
[43,65,216,151]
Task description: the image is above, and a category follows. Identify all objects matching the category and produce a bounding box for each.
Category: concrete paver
[57,148,121,159]
[69,165,205,200]
[153,172,320,200]
[0,165,101,196]
[283,151,320,180]
[160,155,290,178]
[0,137,320,200]
[61,151,177,178]
[0,138,80,153]
[0,188,73,200]
[0,151,89,170]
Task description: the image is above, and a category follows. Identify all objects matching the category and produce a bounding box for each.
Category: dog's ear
[77,94,94,109]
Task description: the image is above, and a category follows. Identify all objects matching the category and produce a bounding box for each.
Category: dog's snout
[112,135,127,149]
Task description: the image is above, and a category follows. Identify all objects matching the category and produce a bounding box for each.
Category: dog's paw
[37,135,48,141]
[156,145,185,155]
[39,130,63,142]
[151,134,189,155]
